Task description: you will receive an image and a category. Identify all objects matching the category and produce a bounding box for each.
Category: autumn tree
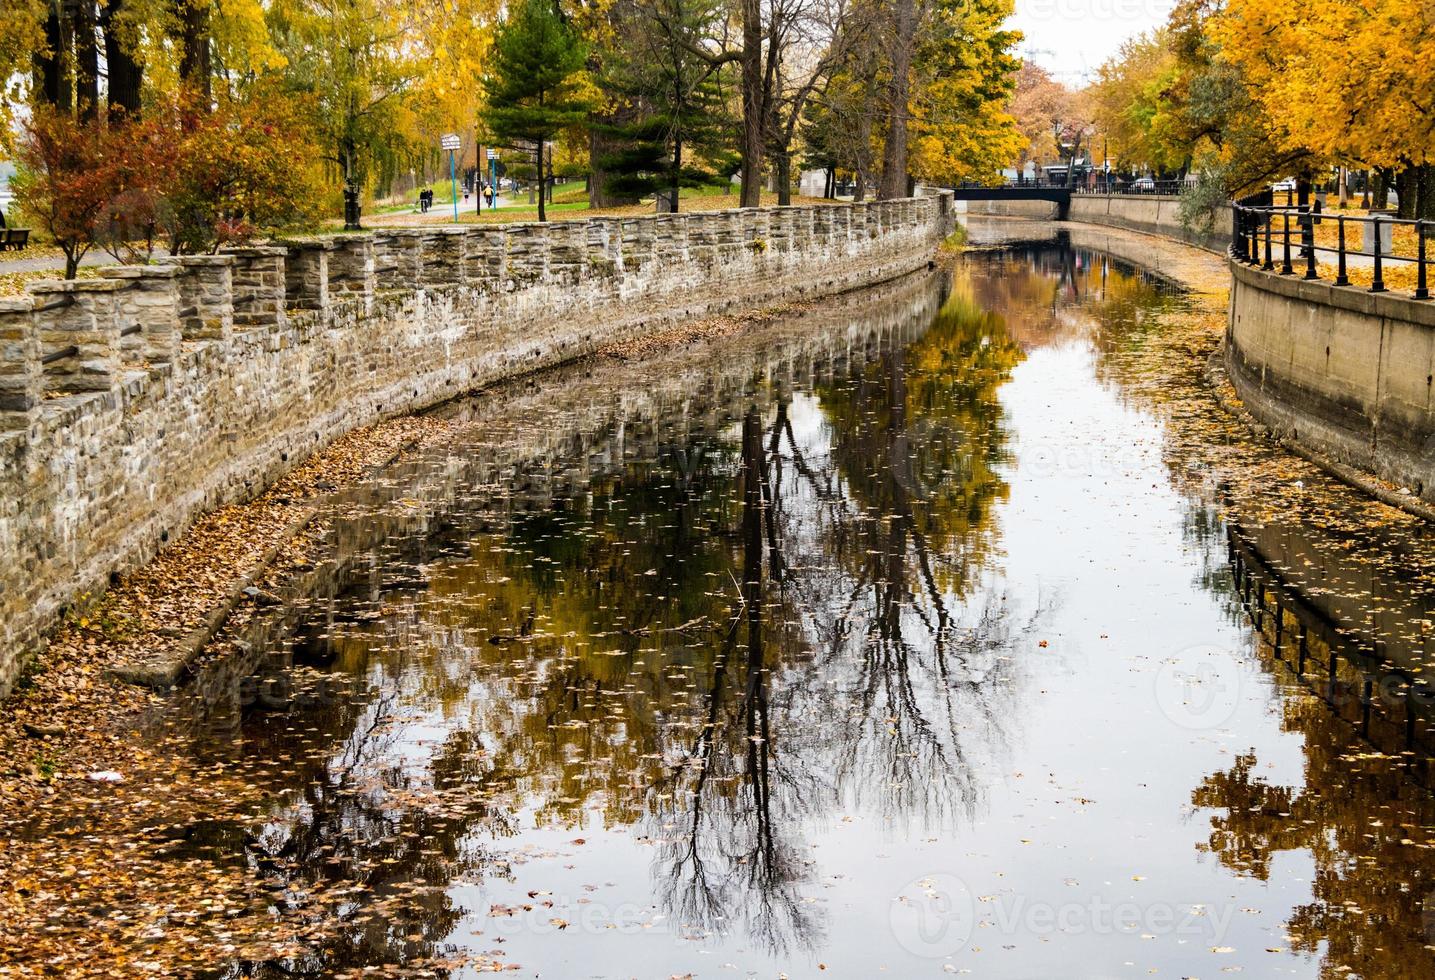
[481,0,589,221]
[908,0,1023,186]
[158,90,326,253]
[11,89,323,273]
[269,0,424,211]
[801,23,885,199]
[10,109,117,277]
[1080,0,1307,196]
[763,0,850,205]
[1085,31,1182,175]
[1215,0,1435,216]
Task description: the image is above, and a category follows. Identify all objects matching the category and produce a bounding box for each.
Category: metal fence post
[1335,216,1349,286]
[1281,212,1294,275]
[1264,212,1274,270]
[1370,216,1386,293]
[1303,211,1319,280]
[1417,220,1430,300]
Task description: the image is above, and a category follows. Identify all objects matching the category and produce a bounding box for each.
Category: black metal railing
[1232,201,1432,298]
[955,177,1187,196]
[40,345,78,366]
[1073,177,1186,196]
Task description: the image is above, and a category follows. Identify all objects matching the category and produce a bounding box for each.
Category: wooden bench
[0,229,30,251]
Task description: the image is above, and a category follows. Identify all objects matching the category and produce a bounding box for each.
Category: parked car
[1132,176,1156,193]
[1272,178,1297,192]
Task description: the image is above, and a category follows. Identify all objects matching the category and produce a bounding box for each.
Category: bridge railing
[1232,199,1433,299]
[955,177,1186,196]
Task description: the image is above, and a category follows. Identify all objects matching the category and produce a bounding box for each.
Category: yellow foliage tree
[908,0,1024,185]
[1216,0,1435,213]
[1215,0,1435,172]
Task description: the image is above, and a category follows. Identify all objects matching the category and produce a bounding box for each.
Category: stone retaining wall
[1225,259,1435,502]
[0,193,954,694]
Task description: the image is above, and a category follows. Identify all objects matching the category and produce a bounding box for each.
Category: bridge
[949,184,1072,220]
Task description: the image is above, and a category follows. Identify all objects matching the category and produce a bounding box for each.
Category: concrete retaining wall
[0,193,955,693]
[1067,194,1231,254]
[957,193,1229,254]
[1225,259,1435,501]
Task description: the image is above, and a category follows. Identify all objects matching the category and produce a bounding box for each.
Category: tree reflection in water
[642,288,1044,955]
[170,252,1155,975]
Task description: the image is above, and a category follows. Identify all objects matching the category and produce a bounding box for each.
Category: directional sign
[441,133,461,151]
[486,148,499,160]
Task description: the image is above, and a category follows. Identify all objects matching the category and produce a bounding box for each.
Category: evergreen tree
[597,0,732,212]
[481,0,588,221]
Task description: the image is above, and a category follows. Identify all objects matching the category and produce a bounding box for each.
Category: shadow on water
[150,224,1435,977]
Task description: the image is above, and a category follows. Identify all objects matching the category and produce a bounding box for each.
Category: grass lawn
[359,182,837,228]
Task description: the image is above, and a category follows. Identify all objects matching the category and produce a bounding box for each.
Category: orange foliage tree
[10,91,325,275]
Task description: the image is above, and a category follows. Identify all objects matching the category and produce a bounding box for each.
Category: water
[160,226,1435,978]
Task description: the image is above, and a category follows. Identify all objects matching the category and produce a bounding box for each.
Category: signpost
[441,133,461,223]
[487,148,499,213]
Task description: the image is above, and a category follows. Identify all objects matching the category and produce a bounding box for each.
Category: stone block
[584,218,623,276]
[390,231,428,288]
[100,264,183,363]
[621,217,655,272]
[463,227,507,287]
[162,254,236,343]
[221,245,288,331]
[652,213,689,265]
[370,232,405,289]
[504,224,549,284]
[329,234,377,311]
[277,238,335,312]
[28,278,125,394]
[423,228,466,286]
[686,212,720,267]
[766,207,793,253]
[0,297,39,429]
[788,206,815,251]
[546,222,588,284]
[812,206,834,245]
[713,211,744,263]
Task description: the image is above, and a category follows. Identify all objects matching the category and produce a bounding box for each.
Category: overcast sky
[1009,0,1177,85]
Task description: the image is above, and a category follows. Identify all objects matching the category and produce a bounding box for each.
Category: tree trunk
[535,143,546,221]
[1373,168,1391,210]
[877,0,914,200]
[670,135,683,213]
[100,0,142,118]
[176,0,212,102]
[1396,164,1417,220]
[739,0,764,207]
[776,148,791,206]
[34,3,72,112]
[75,0,99,122]
[1403,163,1435,220]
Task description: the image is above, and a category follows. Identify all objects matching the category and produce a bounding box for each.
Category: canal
[156,223,1435,977]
